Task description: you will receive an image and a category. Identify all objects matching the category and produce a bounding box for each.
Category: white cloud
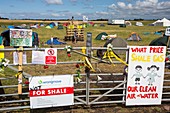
[117,2,126,8]
[45,0,63,5]
[51,13,60,17]
[127,3,132,9]
[70,0,77,2]
[96,11,109,15]
[147,0,158,4]
[108,4,117,9]
[157,1,170,10]
[107,0,170,19]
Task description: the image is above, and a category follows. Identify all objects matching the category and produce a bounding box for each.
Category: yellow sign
[0,45,4,61]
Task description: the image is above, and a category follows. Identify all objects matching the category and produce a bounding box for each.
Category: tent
[100,23,105,27]
[97,38,127,58]
[127,32,142,41]
[57,25,63,30]
[49,22,55,27]
[136,22,144,26]
[95,32,108,40]
[7,25,15,29]
[119,24,126,27]
[46,38,66,45]
[45,25,52,29]
[63,22,69,27]
[88,22,94,26]
[1,25,6,28]
[152,18,170,27]
[40,23,44,27]
[154,31,162,35]
[125,21,132,26]
[104,38,127,55]
[149,36,170,48]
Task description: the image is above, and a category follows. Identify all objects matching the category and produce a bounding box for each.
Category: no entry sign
[45,48,57,64]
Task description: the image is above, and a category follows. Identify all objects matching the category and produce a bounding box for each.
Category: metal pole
[85,32,92,105]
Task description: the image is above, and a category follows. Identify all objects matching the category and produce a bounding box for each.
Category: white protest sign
[29,75,74,109]
[126,46,166,106]
[13,52,27,64]
[32,51,45,64]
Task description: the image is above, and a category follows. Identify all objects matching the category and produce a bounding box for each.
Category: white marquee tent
[152,18,170,27]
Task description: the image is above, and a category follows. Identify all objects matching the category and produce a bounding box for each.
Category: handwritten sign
[126,46,166,106]
[10,29,32,46]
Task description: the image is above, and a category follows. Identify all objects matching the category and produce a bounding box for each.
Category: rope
[103,44,128,66]
[82,47,95,72]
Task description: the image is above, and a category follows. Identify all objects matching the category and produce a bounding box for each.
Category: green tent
[45,26,52,29]
[149,36,170,47]
[57,25,63,30]
[0,36,3,45]
[95,32,108,40]
[119,24,126,28]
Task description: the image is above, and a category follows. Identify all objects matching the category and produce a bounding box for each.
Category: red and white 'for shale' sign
[29,75,74,109]
[45,48,57,64]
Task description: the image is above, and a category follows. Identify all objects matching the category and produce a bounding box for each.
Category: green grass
[0,20,166,76]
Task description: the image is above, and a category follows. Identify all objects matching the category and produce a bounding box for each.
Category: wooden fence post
[18,47,23,94]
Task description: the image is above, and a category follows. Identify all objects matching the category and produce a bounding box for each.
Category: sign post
[10,29,32,94]
[85,32,92,105]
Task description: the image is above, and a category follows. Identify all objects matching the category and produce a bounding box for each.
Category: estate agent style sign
[29,75,74,109]
[126,46,166,106]
[10,29,32,46]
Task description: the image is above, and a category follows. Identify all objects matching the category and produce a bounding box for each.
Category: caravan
[108,19,125,25]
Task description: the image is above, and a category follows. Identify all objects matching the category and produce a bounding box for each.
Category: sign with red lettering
[126,46,166,106]
[29,75,74,109]
[45,48,57,64]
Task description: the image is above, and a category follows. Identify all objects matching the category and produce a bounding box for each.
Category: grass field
[0,20,169,112]
[0,19,167,83]
[0,19,166,81]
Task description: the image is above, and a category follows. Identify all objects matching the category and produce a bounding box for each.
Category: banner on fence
[45,48,57,65]
[13,51,27,64]
[32,51,45,64]
[126,46,166,106]
[29,75,74,109]
[10,29,32,46]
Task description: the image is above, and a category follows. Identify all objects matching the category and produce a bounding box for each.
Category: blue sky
[0,0,170,20]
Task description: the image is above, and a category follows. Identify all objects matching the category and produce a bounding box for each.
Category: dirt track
[29,104,169,113]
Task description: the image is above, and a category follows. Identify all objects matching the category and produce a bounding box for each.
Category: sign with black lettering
[126,46,166,106]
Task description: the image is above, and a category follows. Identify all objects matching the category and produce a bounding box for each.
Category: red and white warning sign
[45,48,57,64]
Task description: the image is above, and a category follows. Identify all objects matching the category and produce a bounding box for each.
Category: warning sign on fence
[29,75,74,109]
[45,48,57,65]
[126,46,166,106]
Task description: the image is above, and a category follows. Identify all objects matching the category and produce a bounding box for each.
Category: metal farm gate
[0,45,170,112]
